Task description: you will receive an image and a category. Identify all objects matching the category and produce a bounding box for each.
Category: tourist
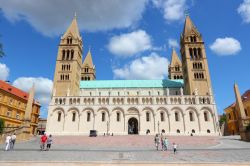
[173,142,178,154]
[46,134,53,151]
[154,134,160,150]
[163,137,169,151]
[160,134,164,150]
[5,134,11,151]
[10,133,16,150]
[40,133,47,151]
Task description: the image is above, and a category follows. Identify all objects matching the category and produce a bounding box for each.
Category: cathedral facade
[46,16,219,136]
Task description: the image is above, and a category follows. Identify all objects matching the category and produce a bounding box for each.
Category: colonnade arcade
[47,106,217,135]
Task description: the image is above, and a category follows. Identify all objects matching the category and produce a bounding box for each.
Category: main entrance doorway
[128,117,138,134]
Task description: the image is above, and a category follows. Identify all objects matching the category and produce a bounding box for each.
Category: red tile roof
[0,80,40,105]
[224,89,250,110]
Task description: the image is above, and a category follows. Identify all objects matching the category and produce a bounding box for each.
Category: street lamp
[106,121,109,136]
[157,121,160,134]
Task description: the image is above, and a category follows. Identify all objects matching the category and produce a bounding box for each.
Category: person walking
[154,134,160,151]
[46,134,53,151]
[40,133,47,151]
[173,142,178,154]
[10,133,16,150]
[163,137,169,151]
[5,134,11,151]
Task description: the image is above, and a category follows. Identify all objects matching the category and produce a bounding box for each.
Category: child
[46,134,53,151]
[173,142,177,154]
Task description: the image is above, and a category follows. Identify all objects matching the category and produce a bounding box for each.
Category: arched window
[87,112,91,122]
[102,112,105,122]
[207,129,210,133]
[57,112,61,122]
[177,129,180,133]
[204,112,209,121]
[62,50,65,60]
[174,76,177,79]
[116,112,120,122]
[72,112,76,122]
[175,112,179,121]
[189,48,193,59]
[146,112,150,122]
[71,50,74,60]
[198,48,202,58]
[189,112,194,121]
[67,50,70,60]
[193,48,197,59]
[160,112,165,122]
[192,129,195,133]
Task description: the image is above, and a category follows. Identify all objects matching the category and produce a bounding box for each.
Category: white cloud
[113,52,169,79]
[108,30,152,57]
[238,0,250,23]
[210,37,242,56]
[152,0,187,22]
[168,38,179,48]
[0,0,148,36]
[0,63,10,80]
[13,77,53,107]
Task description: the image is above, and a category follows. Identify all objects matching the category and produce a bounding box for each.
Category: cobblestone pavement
[0,135,250,164]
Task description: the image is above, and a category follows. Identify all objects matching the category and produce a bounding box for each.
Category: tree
[219,113,226,127]
[0,118,4,134]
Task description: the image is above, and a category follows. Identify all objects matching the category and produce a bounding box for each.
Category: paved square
[0,135,250,165]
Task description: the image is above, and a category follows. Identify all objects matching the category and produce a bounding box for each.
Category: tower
[81,48,96,81]
[53,16,82,96]
[168,48,183,80]
[180,15,212,96]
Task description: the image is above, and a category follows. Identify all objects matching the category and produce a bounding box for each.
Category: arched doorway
[128,117,138,134]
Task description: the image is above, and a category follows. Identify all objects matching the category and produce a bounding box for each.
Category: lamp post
[106,121,109,136]
[158,121,160,134]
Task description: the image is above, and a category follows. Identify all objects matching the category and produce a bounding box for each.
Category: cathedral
[46,15,219,136]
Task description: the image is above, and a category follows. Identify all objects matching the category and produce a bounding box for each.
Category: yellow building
[0,80,40,134]
[224,89,250,135]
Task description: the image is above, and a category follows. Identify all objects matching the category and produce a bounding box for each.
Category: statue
[166,88,169,96]
[67,88,70,96]
[194,88,198,96]
[180,87,183,96]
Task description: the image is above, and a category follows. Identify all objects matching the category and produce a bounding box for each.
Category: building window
[146,112,150,122]
[207,129,211,133]
[192,129,195,133]
[102,112,105,122]
[189,112,194,121]
[87,112,91,122]
[175,112,179,121]
[7,110,11,117]
[72,112,76,122]
[204,112,209,121]
[117,112,120,122]
[160,112,164,122]
[245,109,248,116]
[58,112,61,122]
[177,129,180,133]
[16,113,20,120]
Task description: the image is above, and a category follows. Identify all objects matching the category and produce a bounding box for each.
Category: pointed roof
[83,49,94,68]
[183,15,199,36]
[170,49,182,66]
[62,16,81,40]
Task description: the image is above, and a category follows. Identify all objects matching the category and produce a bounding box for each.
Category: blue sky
[0,0,250,118]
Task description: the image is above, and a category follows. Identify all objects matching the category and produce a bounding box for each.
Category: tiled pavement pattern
[0,135,250,164]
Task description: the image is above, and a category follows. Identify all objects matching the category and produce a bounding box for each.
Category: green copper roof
[80,79,183,89]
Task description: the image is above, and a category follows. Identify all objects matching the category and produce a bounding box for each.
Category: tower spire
[62,15,81,40]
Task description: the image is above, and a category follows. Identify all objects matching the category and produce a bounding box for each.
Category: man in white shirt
[5,134,11,151]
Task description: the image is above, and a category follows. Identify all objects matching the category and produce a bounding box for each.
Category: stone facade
[46,15,219,136]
